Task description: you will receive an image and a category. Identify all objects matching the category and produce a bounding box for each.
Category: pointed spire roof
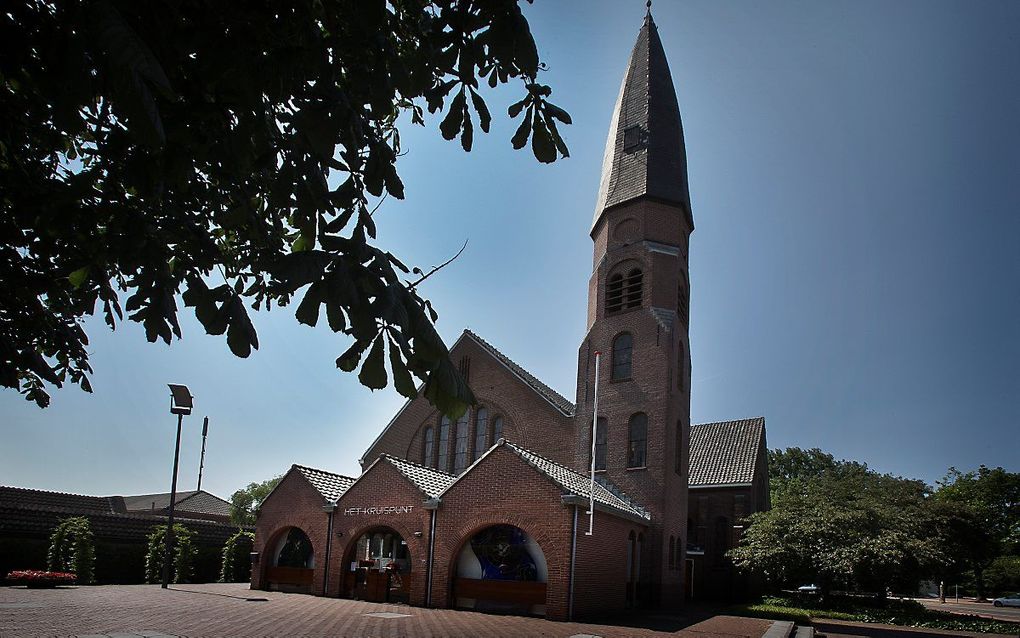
[593,12,693,231]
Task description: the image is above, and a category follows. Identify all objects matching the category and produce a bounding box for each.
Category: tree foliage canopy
[730,448,984,596]
[229,475,282,526]
[1,0,570,415]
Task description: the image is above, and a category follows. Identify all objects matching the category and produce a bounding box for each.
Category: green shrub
[144,524,196,584]
[219,530,255,582]
[47,517,95,584]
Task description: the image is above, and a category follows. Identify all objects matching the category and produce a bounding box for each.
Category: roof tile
[689,417,765,486]
[464,331,575,416]
[293,465,357,502]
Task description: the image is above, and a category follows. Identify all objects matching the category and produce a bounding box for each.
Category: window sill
[626,466,647,472]
[609,377,632,384]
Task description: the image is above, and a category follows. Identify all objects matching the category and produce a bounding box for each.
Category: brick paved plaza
[0,583,772,638]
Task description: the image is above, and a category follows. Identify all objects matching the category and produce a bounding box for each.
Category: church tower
[573,10,693,608]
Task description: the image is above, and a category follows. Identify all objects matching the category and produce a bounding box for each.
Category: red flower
[6,570,77,584]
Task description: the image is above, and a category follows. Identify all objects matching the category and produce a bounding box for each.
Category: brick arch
[441,515,553,616]
[260,524,317,593]
[335,518,428,604]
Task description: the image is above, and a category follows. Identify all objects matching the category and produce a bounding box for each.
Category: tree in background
[219,530,255,583]
[144,524,196,584]
[933,465,1020,599]
[1,0,570,417]
[730,448,960,597]
[229,475,282,526]
[47,516,95,584]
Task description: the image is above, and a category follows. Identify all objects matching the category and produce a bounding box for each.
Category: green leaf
[531,114,556,163]
[295,282,323,327]
[511,106,533,150]
[69,266,90,289]
[358,335,387,390]
[336,339,368,372]
[388,334,417,399]
[470,88,491,133]
[439,90,466,141]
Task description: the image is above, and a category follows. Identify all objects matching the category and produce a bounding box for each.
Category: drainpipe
[322,503,336,596]
[568,503,579,621]
[424,498,440,607]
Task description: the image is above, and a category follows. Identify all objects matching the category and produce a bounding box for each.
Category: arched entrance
[340,527,412,603]
[264,527,315,593]
[452,524,548,617]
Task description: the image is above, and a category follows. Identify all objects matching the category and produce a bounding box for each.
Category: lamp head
[167,384,193,416]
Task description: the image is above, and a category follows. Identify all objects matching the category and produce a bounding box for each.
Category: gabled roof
[0,486,119,514]
[293,465,357,502]
[594,12,693,231]
[462,330,576,417]
[379,455,456,499]
[120,490,230,517]
[495,441,650,521]
[689,417,766,487]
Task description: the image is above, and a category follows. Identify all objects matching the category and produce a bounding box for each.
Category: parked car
[992,593,1020,608]
[798,584,821,594]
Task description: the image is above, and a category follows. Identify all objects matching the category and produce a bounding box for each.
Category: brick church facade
[251,11,769,621]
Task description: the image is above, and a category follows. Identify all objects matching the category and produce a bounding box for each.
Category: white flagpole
[586,351,601,536]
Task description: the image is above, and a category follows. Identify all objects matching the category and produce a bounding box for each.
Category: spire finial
[646,0,652,13]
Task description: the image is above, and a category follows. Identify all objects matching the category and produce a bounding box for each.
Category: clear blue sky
[2,0,1018,500]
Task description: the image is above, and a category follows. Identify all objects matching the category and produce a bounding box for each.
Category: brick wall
[362,334,576,471]
[329,460,435,605]
[252,469,329,594]
[430,446,577,620]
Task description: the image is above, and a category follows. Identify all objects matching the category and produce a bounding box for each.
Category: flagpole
[586,351,601,536]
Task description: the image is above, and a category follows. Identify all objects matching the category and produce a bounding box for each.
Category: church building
[251,10,769,621]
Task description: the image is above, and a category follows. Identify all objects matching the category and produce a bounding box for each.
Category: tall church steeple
[574,10,693,609]
[593,12,693,233]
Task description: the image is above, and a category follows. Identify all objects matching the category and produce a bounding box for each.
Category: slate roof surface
[0,486,118,514]
[293,465,357,502]
[121,490,230,517]
[502,441,650,521]
[381,455,456,499]
[464,330,576,416]
[0,486,246,544]
[688,417,766,486]
[594,12,692,230]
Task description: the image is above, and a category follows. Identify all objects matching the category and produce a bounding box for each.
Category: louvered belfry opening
[606,268,644,314]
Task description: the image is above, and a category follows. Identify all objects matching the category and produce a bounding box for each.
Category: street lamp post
[163,384,193,589]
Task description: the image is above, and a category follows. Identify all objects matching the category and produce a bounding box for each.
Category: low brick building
[252,9,770,620]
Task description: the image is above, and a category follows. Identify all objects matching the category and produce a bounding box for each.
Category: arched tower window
[437,416,451,471]
[625,269,643,308]
[668,535,676,570]
[611,332,633,380]
[628,413,647,468]
[592,417,608,471]
[606,267,643,314]
[677,272,689,328]
[423,426,434,467]
[677,340,685,391]
[473,407,489,458]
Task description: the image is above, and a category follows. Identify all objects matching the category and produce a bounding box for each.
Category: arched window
[492,415,503,442]
[473,407,489,458]
[625,269,643,308]
[675,419,683,475]
[677,273,689,328]
[677,340,685,391]
[437,416,451,471]
[423,426,435,467]
[606,267,644,314]
[593,417,608,471]
[628,413,647,468]
[611,332,633,380]
[453,411,469,473]
[668,535,675,570]
[606,273,625,314]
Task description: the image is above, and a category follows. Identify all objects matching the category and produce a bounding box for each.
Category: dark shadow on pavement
[168,585,268,602]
